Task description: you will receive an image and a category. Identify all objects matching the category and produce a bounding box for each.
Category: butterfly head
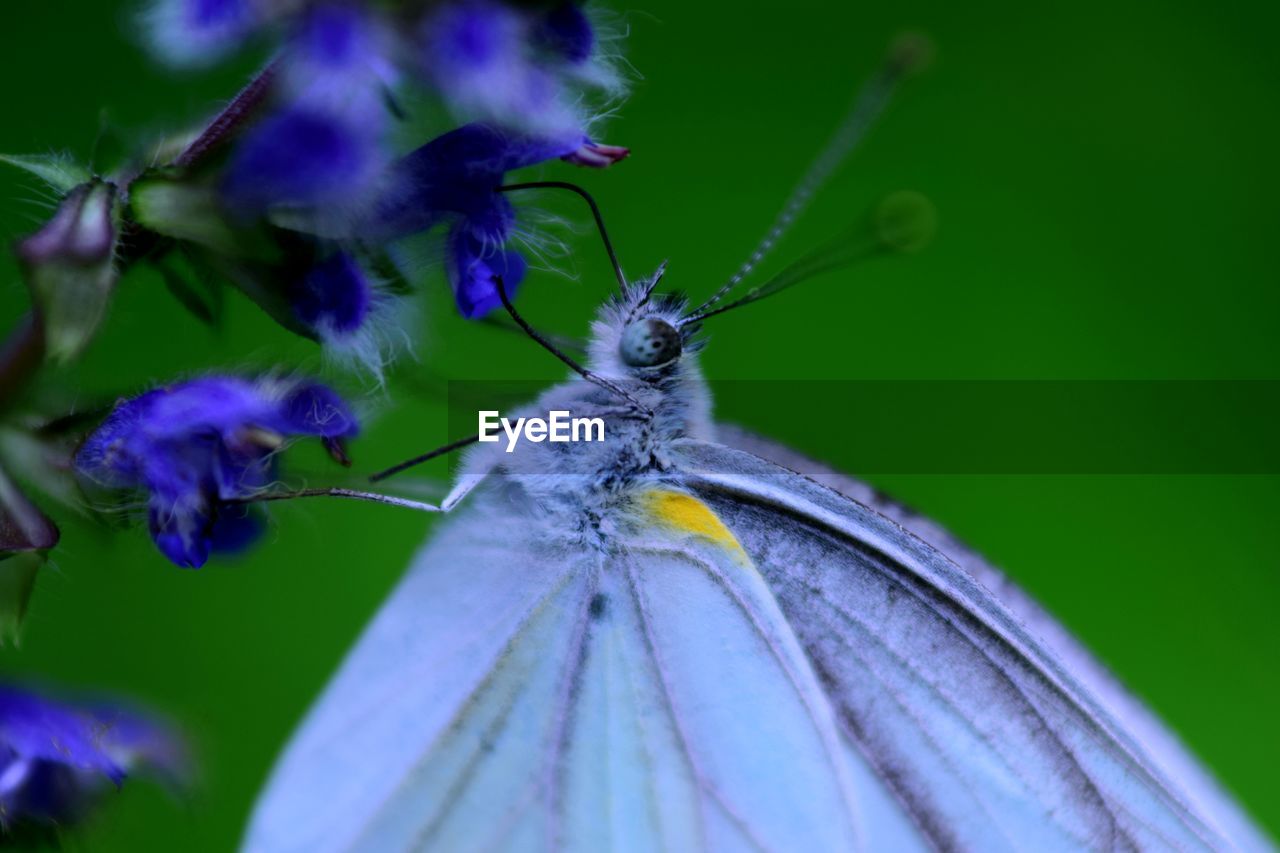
[619,317,681,368]
[588,262,704,383]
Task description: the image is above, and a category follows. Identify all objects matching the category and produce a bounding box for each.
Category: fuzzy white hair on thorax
[450,266,713,533]
[586,268,702,381]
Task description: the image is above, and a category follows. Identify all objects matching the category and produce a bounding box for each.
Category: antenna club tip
[874,190,938,253]
[888,32,936,77]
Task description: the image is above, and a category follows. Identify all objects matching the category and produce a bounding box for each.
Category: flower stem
[173,58,280,170]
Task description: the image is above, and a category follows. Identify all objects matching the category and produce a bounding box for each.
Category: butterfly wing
[242,485,592,851]
[674,437,1262,851]
[714,423,1273,851]
[243,478,926,851]
[583,486,925,852]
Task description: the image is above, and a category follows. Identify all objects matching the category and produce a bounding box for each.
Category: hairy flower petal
[536,2,595,64]
[76,376,356,568]
[448,224,527,318]
[282,2,396,125]
[421,1,583,136]
[144,0,263,67]
[0,684,186,830]
[222,109,382,215]
[363,122,611,317]
[291,253,373,337]
[370,123,575,240]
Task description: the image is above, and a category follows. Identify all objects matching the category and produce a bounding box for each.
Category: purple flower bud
[16,181,120,362]
[0,683,186,832]
[536,2,594,64]
[16,183,115,267]
[76,376,357,568]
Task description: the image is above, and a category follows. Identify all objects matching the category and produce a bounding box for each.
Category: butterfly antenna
[368,268,644,485]
[688,33,932,317]
[496,181,628,295]
[493,275,653,415]
[683,190,937,324]
[369,434,482,483]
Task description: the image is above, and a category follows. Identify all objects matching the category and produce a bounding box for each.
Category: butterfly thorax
[457,276,711,547]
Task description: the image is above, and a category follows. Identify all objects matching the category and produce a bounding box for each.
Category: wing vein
[542,570,600,850]
[686,466,1220,846]
[630,544,863,846]
[309,543,564,752]
[622,556,770,852]
[795,572,1059,851]
[350,568,579,850]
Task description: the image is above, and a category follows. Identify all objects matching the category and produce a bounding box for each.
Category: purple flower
[535,2,595,64]
[143,2,629,328]
[75,377,358,568]
[0,683,185,834]
[283,2,397,116]
[222,108,384,216]
[368,122,624,317]
[291,252,373,337]
[223,5,397,219]
[144,0,265,67]
[448,226,527,318]
[421,0,603,137]
[287,252,406,379]
[146,0,625,141]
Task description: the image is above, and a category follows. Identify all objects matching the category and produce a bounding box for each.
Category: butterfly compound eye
[619,318,682,368]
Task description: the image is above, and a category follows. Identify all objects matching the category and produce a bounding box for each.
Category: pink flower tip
[562,141,630,169]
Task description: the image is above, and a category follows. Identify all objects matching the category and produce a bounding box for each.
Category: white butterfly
[242,41,1272,853]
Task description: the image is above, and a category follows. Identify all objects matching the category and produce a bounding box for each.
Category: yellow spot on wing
[637,489,748,560]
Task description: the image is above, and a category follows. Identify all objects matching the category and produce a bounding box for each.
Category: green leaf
[193,248,315,339]
[160,266,218,325]
[0,152,92,194]
[17,180,121,362]
[0,424,86,512]
[0,551,44,646]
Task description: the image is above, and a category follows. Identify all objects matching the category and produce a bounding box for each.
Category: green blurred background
[2,0,1278,848]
